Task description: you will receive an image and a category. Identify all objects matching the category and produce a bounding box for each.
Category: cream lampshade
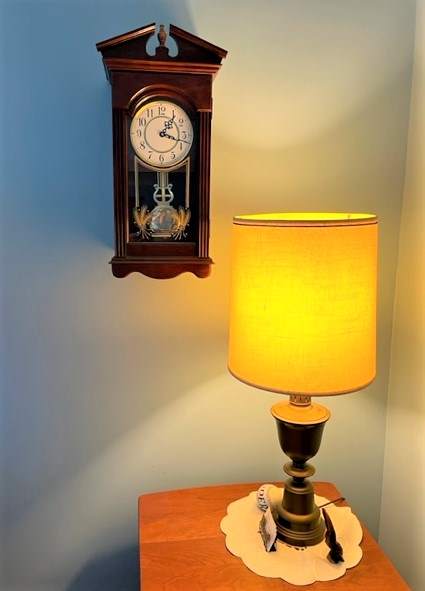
[228,212,378,547]
[229,212,377,395]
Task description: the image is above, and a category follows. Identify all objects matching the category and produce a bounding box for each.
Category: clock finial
[158,24,167,46]
[155,24,169,57]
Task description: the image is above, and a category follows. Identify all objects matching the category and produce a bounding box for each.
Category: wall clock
[96,24,227,279]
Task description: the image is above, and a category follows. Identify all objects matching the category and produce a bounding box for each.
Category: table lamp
[228,212,377,547]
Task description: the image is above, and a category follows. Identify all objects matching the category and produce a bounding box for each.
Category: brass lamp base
[271,395,330,547]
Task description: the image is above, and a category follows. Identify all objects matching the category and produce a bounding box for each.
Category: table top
[139,481,409,590]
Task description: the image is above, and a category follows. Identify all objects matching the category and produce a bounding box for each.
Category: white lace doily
[220,490,363,586]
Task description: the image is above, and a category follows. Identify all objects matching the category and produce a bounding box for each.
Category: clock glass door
[126,100,198,257]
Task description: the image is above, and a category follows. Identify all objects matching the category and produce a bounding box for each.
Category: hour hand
[158,115,176,137]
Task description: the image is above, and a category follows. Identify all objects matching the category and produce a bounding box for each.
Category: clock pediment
[96,23,227,65]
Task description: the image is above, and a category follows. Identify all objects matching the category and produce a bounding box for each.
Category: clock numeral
[159,154,164,163]
[179,142,183,151]
[148,150,153,160]
[170,152,176,160]
[139,142,146,150]
[158,105,166,114]
[136,129,142,137]
[145,108,154,118]
[178,117,184,126]
[181,131,187,140]
[139,117,146,127]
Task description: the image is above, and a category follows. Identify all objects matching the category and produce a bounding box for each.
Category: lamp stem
[271,397,331,547]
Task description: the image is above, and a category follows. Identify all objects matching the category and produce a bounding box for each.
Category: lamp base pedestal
[271,396,330,547]
[276,468,325,546]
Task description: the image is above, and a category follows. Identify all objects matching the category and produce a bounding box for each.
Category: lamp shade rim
[228,366,376,396]
[233,212,377,227]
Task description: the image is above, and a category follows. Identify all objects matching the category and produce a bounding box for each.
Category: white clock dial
[130,100,193,168]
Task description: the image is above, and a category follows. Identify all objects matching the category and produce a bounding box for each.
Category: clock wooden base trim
[110,256,212,279]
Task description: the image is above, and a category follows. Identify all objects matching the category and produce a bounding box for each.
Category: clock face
[130,100,193,168]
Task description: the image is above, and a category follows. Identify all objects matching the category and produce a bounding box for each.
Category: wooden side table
[139,482,409,590]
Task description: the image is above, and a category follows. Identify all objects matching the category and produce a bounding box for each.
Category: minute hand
[159,131,190,143]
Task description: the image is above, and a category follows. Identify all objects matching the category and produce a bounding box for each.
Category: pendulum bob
[271,396,331,547]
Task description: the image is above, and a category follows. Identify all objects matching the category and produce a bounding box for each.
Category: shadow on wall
[0,0,195,251]
[67,545,139,591]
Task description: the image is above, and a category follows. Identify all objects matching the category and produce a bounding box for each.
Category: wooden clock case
[96,24,227,279]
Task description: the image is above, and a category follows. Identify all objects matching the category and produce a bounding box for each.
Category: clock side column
[112,108,127,258]
[198,110,212,259]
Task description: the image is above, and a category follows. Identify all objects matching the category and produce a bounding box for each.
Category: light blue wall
[0,1,416,589]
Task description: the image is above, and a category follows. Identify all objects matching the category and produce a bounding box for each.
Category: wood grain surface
[139,481,410,590]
